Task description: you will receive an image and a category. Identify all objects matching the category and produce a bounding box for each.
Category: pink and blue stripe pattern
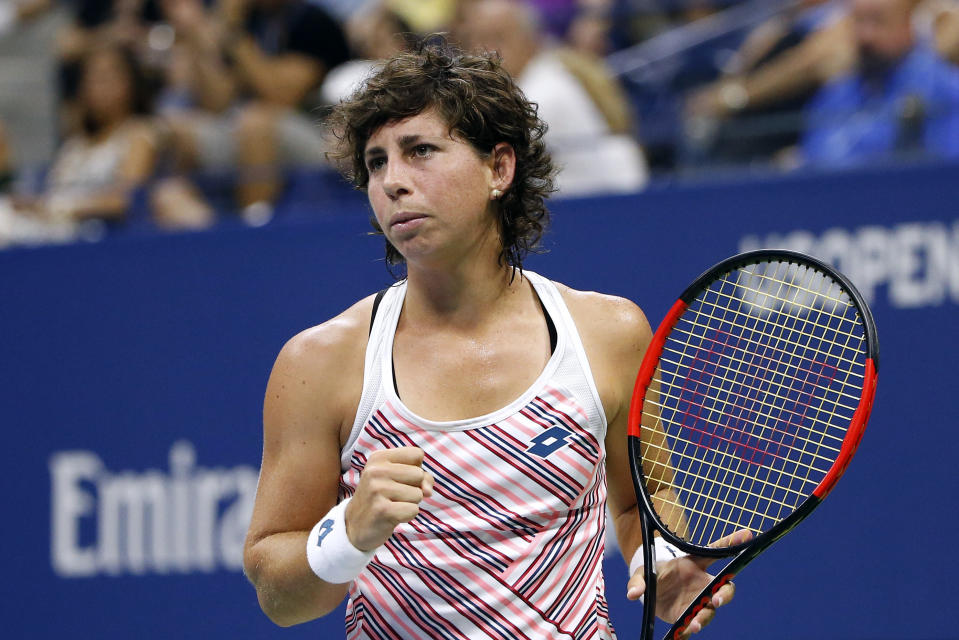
[340,383,615,639]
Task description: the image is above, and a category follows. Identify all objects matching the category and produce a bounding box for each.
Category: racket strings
[640,260,867,548]
[678,294,866,372]
[685,282,865,372]
[690,263,856,539]
[640,442,822,526]
[662,284,865,434]
[663,323,866,387]
[648,374,852,447]
[685,261,856,541]
[640,420,837,485]
[783,271,865,527]
[753,262,864,530]
[726,269,855,324]
[654,320,859,458]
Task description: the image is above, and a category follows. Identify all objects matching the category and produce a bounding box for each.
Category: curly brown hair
[327,39,555,271]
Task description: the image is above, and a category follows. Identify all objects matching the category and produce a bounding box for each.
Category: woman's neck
[403,257,524,328]
[85,115,127,142]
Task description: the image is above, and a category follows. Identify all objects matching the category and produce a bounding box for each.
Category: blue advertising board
[2,160,957,639]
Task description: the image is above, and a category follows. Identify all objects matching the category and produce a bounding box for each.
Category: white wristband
[630,536,690,576]
[306,497,378,584]
[629,537,690,602]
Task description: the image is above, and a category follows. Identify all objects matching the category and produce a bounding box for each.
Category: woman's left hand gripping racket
[628,250,879,640]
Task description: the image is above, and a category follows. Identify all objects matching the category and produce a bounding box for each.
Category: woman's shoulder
[267,295,378,426]
[548,278,653,418]
[549,278,653,359]
[551,280,649,331]
[279,294,378,372]
[117,118,159,147]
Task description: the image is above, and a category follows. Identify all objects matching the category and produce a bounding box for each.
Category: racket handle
[665,572,735,640]
[638,515,657,640]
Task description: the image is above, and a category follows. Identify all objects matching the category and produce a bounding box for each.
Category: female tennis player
[242,41,744,639]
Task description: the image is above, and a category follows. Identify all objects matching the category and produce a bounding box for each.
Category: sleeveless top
[339,271,616,640]
[46,121,151,199]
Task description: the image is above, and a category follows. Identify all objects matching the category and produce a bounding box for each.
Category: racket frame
[627,249,879,639]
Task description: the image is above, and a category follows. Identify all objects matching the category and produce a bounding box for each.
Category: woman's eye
[413,144,433,158]
[368,157,386,172]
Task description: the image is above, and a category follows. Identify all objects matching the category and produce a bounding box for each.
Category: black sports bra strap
[538,296,558,354]
[370,288,389,335]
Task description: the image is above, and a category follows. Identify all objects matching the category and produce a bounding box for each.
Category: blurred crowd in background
[0,0,957,248]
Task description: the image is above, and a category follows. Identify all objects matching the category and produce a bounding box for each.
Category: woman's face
[80,49,134,126]
[364,109,508,268]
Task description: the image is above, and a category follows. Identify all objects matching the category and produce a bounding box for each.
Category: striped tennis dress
[339,272,616,639]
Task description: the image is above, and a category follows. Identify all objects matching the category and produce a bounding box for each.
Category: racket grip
[667,572,735,640]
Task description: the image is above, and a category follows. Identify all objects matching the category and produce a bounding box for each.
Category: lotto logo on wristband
[315,519,334,547]
[307,498,377,583]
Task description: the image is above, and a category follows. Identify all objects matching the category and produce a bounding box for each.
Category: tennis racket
[628,249,879,640]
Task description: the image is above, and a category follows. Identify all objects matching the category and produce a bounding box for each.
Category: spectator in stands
[565,0,615,57]
[0,0,52,36]
[159,0,349,216]
[683,0,852,167]
[917,0,959,64]
[457,0,648,197]
[0,119,12,193]
[0,44,157,246]
[318,3,415,106]
[382,0,456,34]
[801,0,959,166]
[56,0,163,135]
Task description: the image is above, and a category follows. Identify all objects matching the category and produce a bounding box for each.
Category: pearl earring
[491,189,503,200]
